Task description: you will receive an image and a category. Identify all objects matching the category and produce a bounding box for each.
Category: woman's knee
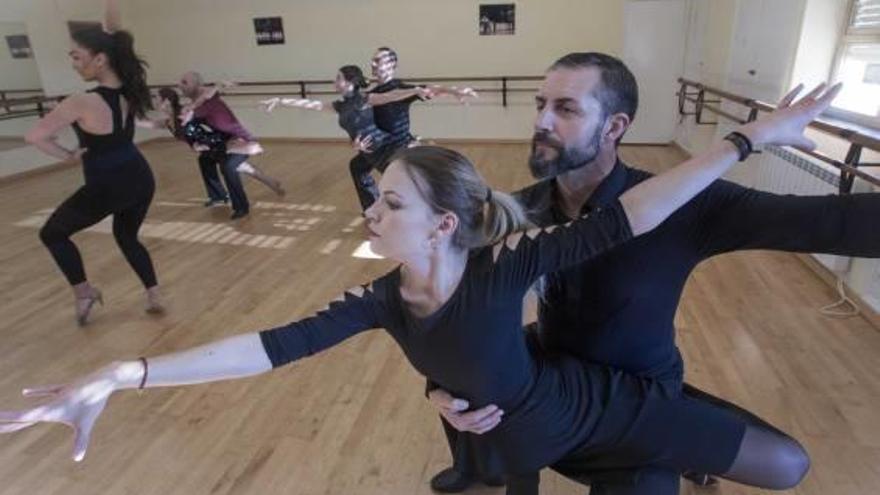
[39,221,67,246]
[113,229,142,249]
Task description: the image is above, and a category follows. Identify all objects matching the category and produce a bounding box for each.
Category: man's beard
[528,127,602,180]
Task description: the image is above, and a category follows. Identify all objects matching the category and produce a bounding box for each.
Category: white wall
[622,0,687,143]
[24,0,106,97]
[0,0,30,23]
[682,0,737,88]
[0,22,43,90]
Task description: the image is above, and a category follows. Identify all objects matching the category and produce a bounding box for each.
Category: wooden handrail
[0,75,541,121]
[147,75,542,107]
[0,88,43,93]
[678,77,880,152]
[678,78,880,193]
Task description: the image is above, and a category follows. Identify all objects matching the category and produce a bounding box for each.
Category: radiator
[741,141,880,313]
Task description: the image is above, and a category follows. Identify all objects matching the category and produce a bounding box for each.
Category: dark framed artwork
[479,4,516,36]
[5,35,32,59]
[254,17,285,45]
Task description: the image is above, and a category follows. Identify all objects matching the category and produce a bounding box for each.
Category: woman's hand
[260,98,281,113]
[0,362,142,462]
[739,83,842,151]
[69,148,88,163]
[179,108,195,125]
[451,86,478,103]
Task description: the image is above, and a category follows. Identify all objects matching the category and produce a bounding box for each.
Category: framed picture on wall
[254,17,285,45]
[67,21,102,35]
[6,34,32,59]
[479,4,516,36]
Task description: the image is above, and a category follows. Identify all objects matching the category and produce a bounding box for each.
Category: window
[831,0,880,128]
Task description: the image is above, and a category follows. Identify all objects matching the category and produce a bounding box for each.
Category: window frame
[828,0,880,130]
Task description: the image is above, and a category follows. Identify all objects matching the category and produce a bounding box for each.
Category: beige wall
[24,0,105,96]
[0,22,42,90]
[9,0,627,141]
[124,0,623,85]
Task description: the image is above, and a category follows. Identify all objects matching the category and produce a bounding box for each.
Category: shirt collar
[584,159,628,210]
[546,159,628,220]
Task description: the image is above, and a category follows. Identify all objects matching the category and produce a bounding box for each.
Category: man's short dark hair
[550,52,639,123]
[376,46,398,67]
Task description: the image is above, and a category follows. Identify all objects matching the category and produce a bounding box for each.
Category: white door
[622,0,688,144]
[726,0,806,102]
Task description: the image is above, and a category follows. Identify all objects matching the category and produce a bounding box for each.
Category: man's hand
[353,134,374,153]
[427,389,504,435]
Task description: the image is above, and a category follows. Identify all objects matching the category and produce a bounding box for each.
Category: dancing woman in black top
[153,88,285,197]
[24,0,163,325]
[261,65,428,159]
[1,84,841,493]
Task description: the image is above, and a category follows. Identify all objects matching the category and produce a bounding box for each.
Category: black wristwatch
[724,131,754,161]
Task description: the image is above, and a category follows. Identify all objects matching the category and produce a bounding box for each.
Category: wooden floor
[0,141,878,495]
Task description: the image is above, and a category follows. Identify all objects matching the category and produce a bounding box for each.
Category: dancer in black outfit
[341,47,477,210]
[0,84,843,493]
[261,65,440,209]
[24,0,163,325]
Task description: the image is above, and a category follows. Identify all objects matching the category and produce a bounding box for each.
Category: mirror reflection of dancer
[261,65,440,209]
[151,88,285,198]
[24,0,163,325]
[177,72,257,219]
[0,87,845,495]
[347,46,477,211]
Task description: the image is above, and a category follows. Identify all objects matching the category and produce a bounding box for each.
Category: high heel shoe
[145,290,166,316]
[75,288,103,326]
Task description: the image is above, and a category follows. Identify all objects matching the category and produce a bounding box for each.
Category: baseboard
[670,140,693,158]
[795,253,880,331]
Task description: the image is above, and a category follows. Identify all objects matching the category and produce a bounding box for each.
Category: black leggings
[40,167,157,289]
[348,153,380,211]
[542,384,809,495]
[198,152,250,213]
